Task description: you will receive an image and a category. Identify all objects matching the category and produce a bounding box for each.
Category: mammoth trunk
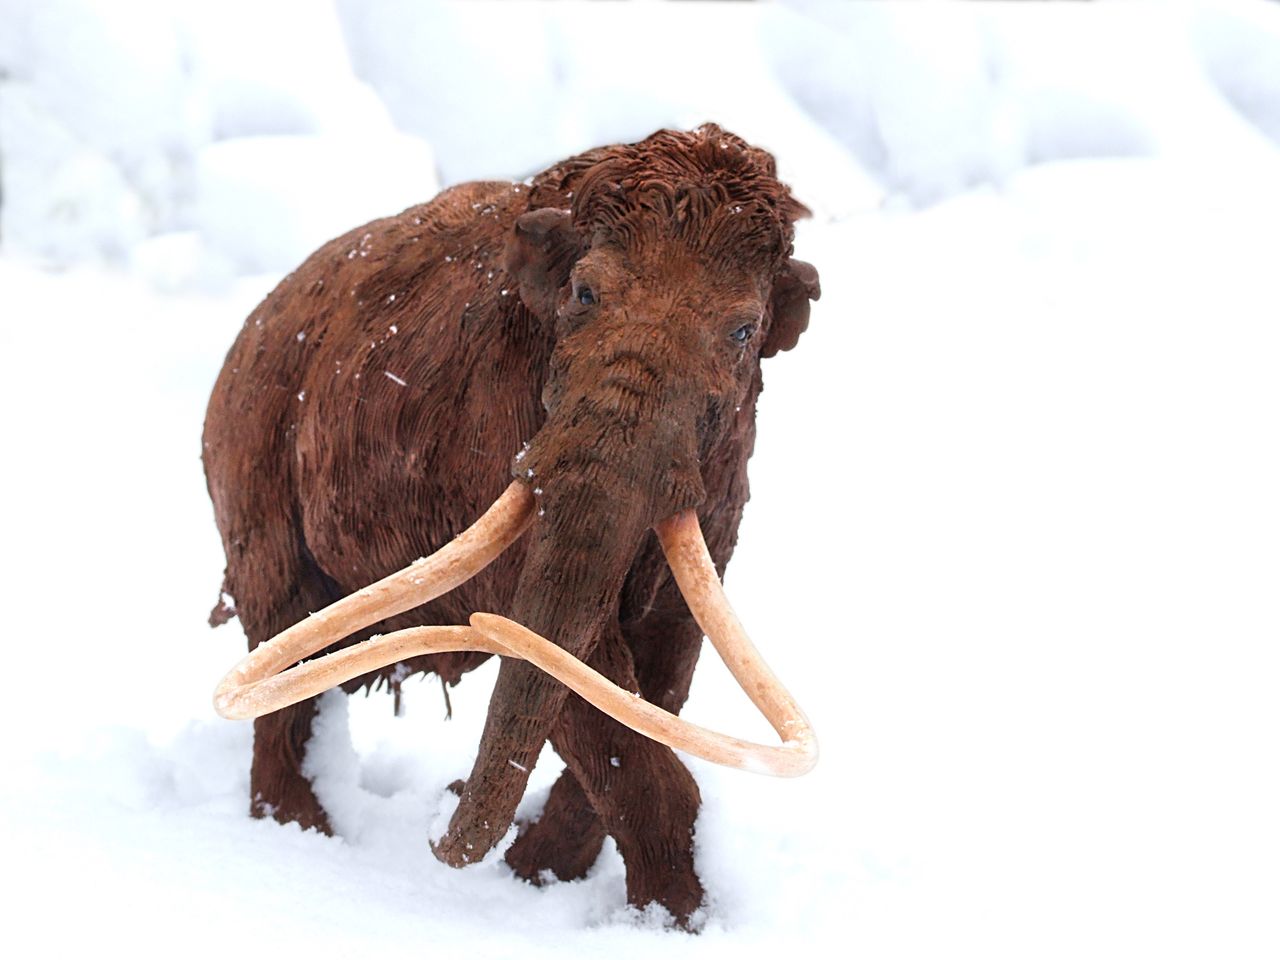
[431,411,702,867]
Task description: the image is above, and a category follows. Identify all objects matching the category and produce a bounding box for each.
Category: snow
[1192,0,1280,142]
[2,1,1279,957]
[767,0,1280,202]
[0,0,437,276]
[194,133,437,275]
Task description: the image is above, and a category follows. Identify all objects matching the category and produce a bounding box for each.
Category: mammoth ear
[504,208,581,321]
[762,258,821,358]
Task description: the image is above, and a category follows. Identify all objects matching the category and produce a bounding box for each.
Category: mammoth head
[503,126,822,521]
[506,205,820,356]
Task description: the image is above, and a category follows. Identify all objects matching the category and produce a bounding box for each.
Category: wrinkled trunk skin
[431,474,649,866]
[432,334,708,899]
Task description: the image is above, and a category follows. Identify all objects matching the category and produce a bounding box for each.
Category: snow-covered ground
[2,2,1279,957]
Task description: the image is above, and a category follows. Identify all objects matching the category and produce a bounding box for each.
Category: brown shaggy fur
[203,124,820,926]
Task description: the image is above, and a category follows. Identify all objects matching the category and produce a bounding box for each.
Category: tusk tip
[791,738,820,776]
[213,681,252,720]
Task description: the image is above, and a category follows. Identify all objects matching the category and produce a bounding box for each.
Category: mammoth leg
[505,768,606,883]
[504,588,705,883]
[235,556,339,835]
[434,488,645,868]
[433,656,582,865]
[625,591,706,715]
[250,699,330,833]
[550,623,704,924]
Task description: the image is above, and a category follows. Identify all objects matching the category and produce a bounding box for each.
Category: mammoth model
[204,125,820,925]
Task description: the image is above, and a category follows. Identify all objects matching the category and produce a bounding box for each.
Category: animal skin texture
[203,124,820,925]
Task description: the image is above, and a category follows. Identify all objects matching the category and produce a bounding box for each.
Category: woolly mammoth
[204,125,820,925]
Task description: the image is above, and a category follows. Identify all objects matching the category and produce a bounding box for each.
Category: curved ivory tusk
[463,513,817,777]
[213,482,536,720]
[466,602,817,777]
[213,492,817,778]
[653,510,818,776]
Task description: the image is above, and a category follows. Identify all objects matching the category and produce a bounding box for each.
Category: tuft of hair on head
[526,125,809,270]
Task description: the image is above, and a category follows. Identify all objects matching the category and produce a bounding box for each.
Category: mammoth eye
[730,322,755,345]
[576,285,596,306]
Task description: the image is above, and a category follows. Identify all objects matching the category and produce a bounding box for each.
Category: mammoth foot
[505,824,604,885]
[249,700,332,835]
[250,781,331,836]
[622,838,705,930]
[504,773,607,884]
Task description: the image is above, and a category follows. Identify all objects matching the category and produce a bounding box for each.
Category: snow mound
[1191,0,1280,146]
[0,0,437,272]
[766,0,1280,205]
